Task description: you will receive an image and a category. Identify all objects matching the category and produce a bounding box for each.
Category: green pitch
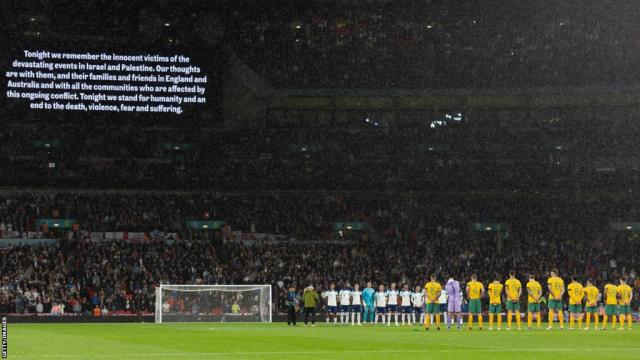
[7,322,640,359]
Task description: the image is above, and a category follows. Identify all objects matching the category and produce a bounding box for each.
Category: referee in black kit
[285,285,300,325]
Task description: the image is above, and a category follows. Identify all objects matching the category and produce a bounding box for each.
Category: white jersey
[339,289,351,305]
[400,290,412,306]
[438,289,448,304]
[375,291,387,307]
[351,290,362,305]
[411,291,424,307]
[324,290,338,307]
[387,289,399,305]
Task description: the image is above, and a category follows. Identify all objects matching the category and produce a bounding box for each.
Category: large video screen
[5,48,208,115]
[0,0,226,121]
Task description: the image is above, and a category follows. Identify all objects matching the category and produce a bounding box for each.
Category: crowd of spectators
[218,0,640,88]
[1,220,639,315]
[4,1,640,89]
[0,191,365,239]
[3,189,640,240]
[2,106,640,192]
[1,189,640,315]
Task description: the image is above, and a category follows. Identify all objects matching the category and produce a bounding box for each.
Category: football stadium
[1,0,640,359]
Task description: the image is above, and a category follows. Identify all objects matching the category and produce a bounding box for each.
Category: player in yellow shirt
[487,276,503,330]
[567,276,585,330]
[526,274,543,329]
[583,279,600,330]
[466,274,485,330]
[504,270,522,330]
[424,274,442,330]
[617,277,633,330]
[546,269,565,330]
[602,280,619,330]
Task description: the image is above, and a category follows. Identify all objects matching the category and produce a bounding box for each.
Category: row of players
[320,270,634,331]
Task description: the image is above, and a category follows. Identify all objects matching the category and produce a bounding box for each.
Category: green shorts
[568,304,582,313]
[489,303,502,314]
[619,305,631,315]
[604,304,619,316]
[426,303,441,314]
[585,306,598,313]
[468,299,482,314]
[506,300,520,312]
[548,299,563,310]
[527,303,541,313]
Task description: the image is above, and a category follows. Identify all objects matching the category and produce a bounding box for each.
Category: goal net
[155,284,272,323]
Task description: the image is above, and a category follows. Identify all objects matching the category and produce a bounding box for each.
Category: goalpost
[155,284,272,323]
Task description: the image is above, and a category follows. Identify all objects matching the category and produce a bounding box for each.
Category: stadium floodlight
[155,284,272,324]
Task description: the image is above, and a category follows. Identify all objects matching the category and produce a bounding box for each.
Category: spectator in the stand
[50,302,59,316]
[72,300,82,314]
[231,302,240,314]
[81,298,92,315]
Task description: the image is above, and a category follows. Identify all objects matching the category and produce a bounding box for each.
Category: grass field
[7,322,640,359]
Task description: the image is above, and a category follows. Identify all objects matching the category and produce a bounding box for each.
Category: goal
[155,284,272,323]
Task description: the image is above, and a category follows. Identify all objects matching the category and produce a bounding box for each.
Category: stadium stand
[1,191,639,315]
[1,0,639,321]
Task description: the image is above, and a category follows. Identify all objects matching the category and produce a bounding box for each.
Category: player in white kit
[350,283,363,326]
[322,283,339,325]
[434,288,448,325]
[399,284,413,326]
[338,284,352,325]
[411,285,425,325]
[374,284,387,325]
[387,282,400,326]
